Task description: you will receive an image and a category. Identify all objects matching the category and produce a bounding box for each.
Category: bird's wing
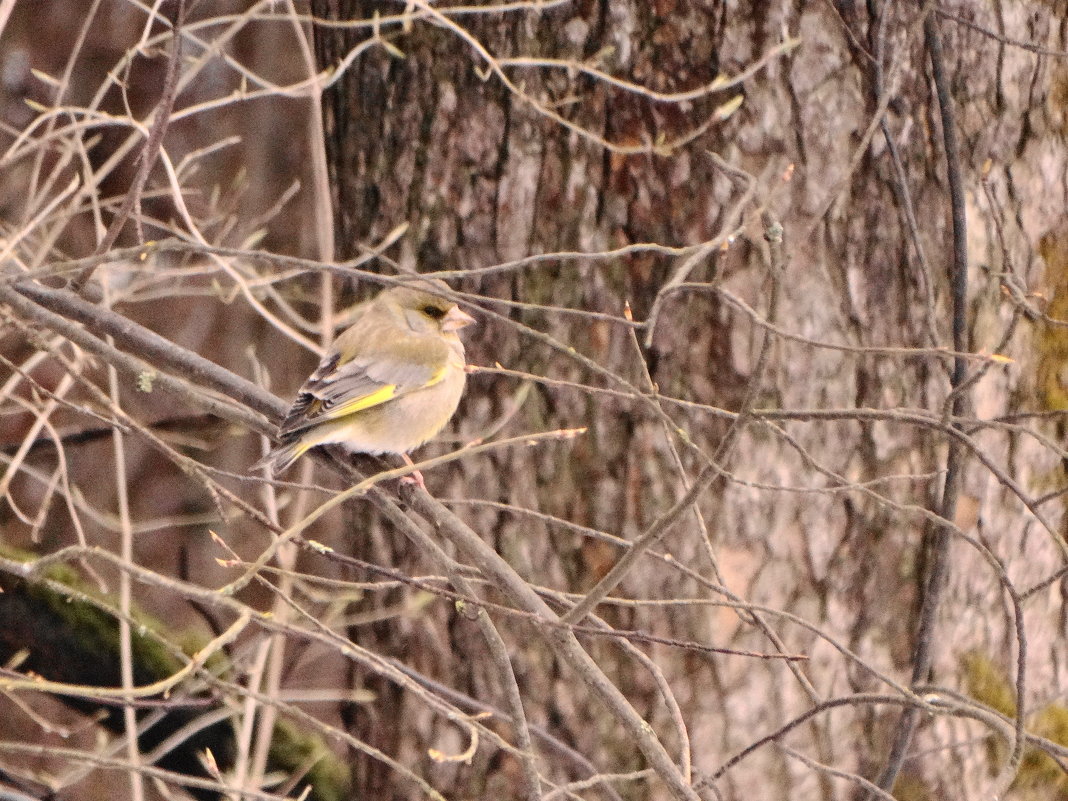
[279,335,450,436]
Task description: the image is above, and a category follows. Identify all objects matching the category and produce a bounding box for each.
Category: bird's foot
[399,454,426,490]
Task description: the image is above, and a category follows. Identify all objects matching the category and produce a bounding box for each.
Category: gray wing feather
[279,335,447,436]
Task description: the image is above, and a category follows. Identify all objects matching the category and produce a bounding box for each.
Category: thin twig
[73,0,187,290]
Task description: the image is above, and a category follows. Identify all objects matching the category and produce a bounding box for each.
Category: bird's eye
[421,304,446,320]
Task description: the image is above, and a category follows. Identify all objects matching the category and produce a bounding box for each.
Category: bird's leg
[399,453,426,490]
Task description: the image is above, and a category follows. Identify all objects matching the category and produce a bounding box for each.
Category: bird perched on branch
[255,280,475,484]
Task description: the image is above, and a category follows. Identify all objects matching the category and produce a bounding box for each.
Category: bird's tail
[251,439,310,476]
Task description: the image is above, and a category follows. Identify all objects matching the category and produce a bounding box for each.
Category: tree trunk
[307,2,1068,798]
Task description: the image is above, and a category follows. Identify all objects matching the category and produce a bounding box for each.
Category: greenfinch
[255,280,475,477]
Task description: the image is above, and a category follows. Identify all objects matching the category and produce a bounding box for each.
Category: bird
[255,279,475,484]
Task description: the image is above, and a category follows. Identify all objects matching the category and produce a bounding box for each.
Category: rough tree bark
[307,1,1068,799]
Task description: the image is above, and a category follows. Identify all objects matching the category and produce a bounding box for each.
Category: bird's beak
[442,305,476,332]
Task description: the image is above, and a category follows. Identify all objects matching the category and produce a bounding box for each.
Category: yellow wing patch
[320,366,448,421]
[425,365,447,387]
[329,384,398,418]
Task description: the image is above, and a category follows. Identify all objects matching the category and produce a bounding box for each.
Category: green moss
[961,649,1068,797]
[0,542,191,683]
[268,718,352,801]
[1036,231,1068,411]
[1017,705,1068,796]
[961,650,1016,718]
[890,772,934,801]
[0,546,349,801]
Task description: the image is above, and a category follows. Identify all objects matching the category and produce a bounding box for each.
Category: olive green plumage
[256,280,475,475]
